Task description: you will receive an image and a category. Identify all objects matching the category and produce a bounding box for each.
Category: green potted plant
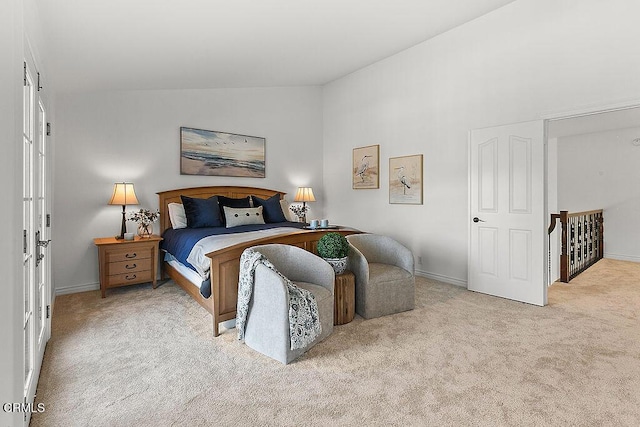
[317,232,349,274]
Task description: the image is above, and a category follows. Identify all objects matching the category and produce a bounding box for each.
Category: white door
[468,120,547,306]
[23,52,51,425]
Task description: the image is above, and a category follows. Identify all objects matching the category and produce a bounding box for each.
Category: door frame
[23,38,51,426]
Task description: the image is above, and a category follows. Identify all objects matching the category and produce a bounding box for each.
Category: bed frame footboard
[205,228,358,336]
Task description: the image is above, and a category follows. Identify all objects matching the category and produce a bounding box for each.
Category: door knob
[473,217,485,223]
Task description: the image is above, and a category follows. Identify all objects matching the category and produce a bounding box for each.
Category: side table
[94,235,163,298]
[334,270,355,325]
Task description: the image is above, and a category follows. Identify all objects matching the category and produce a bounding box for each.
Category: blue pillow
[252,194,287,223]
[218,195,251,224]
[180,195,222,228]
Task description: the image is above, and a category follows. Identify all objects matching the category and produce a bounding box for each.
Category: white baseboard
[415,269,467,288]
[604,253,640,263]
[57,271,470,296]
[55,282,100,296]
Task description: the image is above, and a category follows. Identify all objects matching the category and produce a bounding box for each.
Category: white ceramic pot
[324,257,348,275]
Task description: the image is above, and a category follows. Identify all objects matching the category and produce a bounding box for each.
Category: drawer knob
[125,274,137,280]
[125,253,137,259]
[125,263,137,270]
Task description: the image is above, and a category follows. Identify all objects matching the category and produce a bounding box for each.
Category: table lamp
[294,187,315,223]
[109,182,139,239]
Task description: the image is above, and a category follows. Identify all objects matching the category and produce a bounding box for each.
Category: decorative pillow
[180,195,222,228]
[280,199,297,222]
[168,203,188,229]
[224,206,265,228]
[252,194,287,223]
[218,195,251,224]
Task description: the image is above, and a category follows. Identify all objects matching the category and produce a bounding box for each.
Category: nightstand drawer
[106,247,152,263]
[108,258,153,275]
[108,270,153,286]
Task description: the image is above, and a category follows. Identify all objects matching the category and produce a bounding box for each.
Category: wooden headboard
[157,186,286,233]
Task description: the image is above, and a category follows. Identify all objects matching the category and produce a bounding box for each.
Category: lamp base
[116,205,127,240]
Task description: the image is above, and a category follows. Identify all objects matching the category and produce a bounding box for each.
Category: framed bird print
[389,154,423,204]
[352,145,380,189]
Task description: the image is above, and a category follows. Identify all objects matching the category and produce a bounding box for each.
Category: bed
[157,186,359,336]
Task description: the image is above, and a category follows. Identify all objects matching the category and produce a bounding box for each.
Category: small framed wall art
[180,127,266,177]
[389,154,423,204]
[352,144,380,189]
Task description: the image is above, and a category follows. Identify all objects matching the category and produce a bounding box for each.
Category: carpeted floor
[31,258,640,426]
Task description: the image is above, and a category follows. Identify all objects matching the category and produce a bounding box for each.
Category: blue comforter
[161,222,305,297]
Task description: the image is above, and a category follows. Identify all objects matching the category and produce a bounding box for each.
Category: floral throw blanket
[236,248,321,350]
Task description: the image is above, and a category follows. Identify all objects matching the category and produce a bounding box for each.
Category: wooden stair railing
[548,209,604,283]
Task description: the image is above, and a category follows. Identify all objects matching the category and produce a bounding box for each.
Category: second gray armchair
[346,234,415,319]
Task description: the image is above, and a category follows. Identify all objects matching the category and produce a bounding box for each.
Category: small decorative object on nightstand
[334,270,355,325]
[128,208,160,238]
[94,235,163,298]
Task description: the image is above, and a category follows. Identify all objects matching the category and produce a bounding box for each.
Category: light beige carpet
[31,259,640,426]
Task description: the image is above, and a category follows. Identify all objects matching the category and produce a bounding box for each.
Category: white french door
[23,51,51,425]
[468,120,547,306]
[36,97,50,358]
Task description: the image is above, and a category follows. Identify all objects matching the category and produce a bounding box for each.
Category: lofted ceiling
[37,0,517,93]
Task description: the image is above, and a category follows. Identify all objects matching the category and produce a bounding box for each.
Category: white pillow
[280,199,297,222]
[168,203,188,229]
[224,206,265,228]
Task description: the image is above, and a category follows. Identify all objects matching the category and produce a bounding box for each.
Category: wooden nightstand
[93,235,163,298]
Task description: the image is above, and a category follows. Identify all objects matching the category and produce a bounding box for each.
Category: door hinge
[23,62,27,86]
[37,72,42,91]
[23,229,27,254]
[46,213,51,227]
[46,122,51,136]
[46,305,50,319]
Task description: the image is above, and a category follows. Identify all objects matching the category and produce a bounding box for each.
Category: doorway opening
[547,105,640,285]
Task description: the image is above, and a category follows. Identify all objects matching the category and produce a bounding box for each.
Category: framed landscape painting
[389,154,423,204]
[352,144,380,189]
[180,127,265,177]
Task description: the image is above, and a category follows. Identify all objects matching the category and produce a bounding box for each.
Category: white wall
[0,0,23,422]
[52,86,323,294]
[558,127,640,262]
[51,0,640,292]
[322,0,640,285]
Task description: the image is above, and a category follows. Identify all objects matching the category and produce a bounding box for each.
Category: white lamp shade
[108,182,139,206]
[294,187,315,202]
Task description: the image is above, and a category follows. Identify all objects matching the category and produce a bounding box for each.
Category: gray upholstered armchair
[346,234,415,319]
[243,244,335,364]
